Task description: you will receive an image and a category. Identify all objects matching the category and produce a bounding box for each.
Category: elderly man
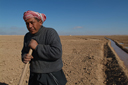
[21,10,67,85]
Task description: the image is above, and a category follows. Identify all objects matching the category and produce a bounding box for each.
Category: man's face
[25,17,42,34]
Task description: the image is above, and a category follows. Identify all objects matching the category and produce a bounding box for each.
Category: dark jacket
[21,26,63,73]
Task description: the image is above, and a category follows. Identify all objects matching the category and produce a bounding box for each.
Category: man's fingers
[31,56,34,59]
[24,58,31,61]
[26,54,31,57]
[23,58,31,64]
[23,55,33,64]
[23,61,28,64]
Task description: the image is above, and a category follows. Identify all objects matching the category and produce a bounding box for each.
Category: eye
[30,21,35,24]
[30,22,33,24]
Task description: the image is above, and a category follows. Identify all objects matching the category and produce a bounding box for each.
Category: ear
[39,20,43,25]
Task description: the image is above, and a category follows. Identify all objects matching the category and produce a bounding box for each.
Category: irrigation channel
[104,37,128,84]
[107,38,128,69]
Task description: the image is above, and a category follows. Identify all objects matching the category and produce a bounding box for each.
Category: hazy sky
[0,0,128,35]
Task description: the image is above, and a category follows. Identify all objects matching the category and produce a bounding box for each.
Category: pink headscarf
[23,10,46,22]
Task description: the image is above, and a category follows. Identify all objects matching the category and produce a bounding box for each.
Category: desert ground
[0,35,128,85]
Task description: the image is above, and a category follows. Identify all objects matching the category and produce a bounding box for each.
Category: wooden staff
[19,49,33,85]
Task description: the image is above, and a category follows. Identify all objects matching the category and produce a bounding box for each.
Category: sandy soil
[0,35,128,85]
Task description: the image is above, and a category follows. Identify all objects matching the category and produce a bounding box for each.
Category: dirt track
[0,35,128,85]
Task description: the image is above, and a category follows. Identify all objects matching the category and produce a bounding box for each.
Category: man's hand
[29,39,38,50]
[23,54,33,64]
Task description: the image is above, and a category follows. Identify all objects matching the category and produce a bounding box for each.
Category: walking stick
[19,49,33,85]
